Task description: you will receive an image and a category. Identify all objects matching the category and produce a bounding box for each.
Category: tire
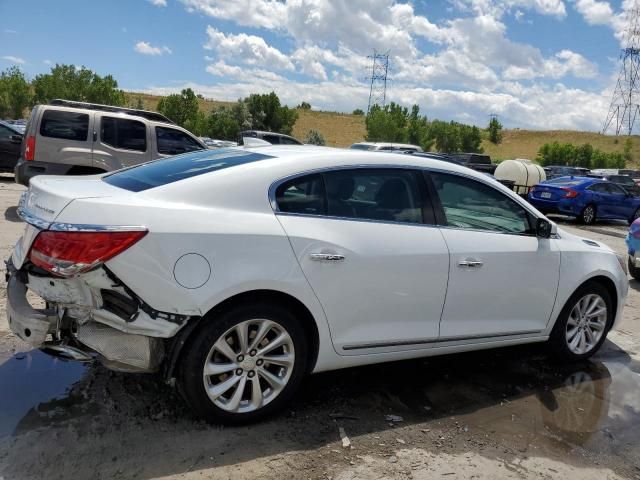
[629,208,640,225]
[579,204,597,225]
[629,256,640,281]
[177,303,308,424]
[548,281,613,361]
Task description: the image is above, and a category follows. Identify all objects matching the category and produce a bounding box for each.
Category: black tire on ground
[629,208,640,226]
[579,204,597,225]
[548,281,613,361]
[629,256,640,281]
[177,303,308,425]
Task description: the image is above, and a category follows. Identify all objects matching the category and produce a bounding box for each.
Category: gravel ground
[0,174,639,480]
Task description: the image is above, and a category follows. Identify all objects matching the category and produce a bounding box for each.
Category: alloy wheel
[565,294,607,355]
[202,319,295,413]
[582,206,595,224]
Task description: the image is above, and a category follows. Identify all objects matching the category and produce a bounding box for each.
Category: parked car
[626,218,640,280]
[447,152,497,175]
[6,146,628,424]
[528,176,640,224]
[2,119,26,134]
[601,174,640,196]
[238,130,302,145]
[349,142,423,152]
[0,120,23,173]
[14,99,206,186]
[200,137,238,149]
[544,166,591,180]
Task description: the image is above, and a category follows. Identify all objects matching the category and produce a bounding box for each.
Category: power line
[603,0,640,135]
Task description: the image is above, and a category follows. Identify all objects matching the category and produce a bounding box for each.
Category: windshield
[103,148,274,192]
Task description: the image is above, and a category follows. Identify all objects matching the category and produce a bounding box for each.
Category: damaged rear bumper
[5,260,193,373]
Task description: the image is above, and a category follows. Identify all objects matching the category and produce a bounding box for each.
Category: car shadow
[4,206,21,223]
[0,174,16,183]
[1,342,637,479]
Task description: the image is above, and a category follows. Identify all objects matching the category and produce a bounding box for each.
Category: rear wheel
[629,208,640,225]
[178,303,308,424]
[579,204,597,225]
[549,281,612,361]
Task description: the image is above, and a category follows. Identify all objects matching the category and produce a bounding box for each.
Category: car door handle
[310,253,345,262]
[458,258,483,268]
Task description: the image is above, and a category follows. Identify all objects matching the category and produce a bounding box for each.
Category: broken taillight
[29,230,147,277]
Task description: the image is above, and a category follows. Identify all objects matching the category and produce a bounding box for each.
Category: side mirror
[9,134,22,144]
[536,218,553,238]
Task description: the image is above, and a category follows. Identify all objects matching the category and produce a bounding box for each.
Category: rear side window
[40,110,89,141]
[431,172,531,234]
[275,168,428,224]
[275,174,325,215]
[156,126,202,155]
[101,117,146,152]
[103,149,273,192]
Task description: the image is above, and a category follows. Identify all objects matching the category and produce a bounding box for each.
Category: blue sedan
[528,176,640,225]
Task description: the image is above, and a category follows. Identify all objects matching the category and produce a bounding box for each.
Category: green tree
[430,120,460,153]
[304,129,325,145]
[459,124,483,153]
[156,88,199,128]
[32,64,125,105]
[487,116,503,144]
[297,101,311,110]
[244,92,298,134]
[207,107,240,140]
[407,104,433,150]
[365,103,409,142]
[537,142,625,169]
[0,66,32,118]
[352,108,365,115]
[231,99,253,130]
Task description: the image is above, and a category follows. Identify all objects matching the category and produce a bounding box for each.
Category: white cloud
[134,41,172,55]
[204,26,294,70]
[43,59,52,65]
[156,0,615,131]
[2,55,25,64]
[181,0,286,29]
[148,0,167,6]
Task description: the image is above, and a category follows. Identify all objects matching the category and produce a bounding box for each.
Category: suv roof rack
[49,99,175,124]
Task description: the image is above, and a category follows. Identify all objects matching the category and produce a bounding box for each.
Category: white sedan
[6,146,629,423]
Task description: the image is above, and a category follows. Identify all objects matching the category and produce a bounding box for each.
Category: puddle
[0,349,88,437]
[301,342,640,464]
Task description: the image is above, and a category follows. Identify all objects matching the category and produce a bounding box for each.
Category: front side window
[101,117,146,152]
[275,169,427,224]
[0,125,12,141]
[431,172,531,234]
[40,110,89,141]
[156,126,202,155]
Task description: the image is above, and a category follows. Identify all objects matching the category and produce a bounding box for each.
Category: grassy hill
[125,92,640,167]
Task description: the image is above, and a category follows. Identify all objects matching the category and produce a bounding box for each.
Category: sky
[0,0,636,130]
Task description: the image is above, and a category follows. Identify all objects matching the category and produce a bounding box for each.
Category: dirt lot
[1,173,639,480]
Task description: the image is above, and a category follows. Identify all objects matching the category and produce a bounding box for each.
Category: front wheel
[178,303,308,424]
[549,282,612,361]
[629,208,640,225]
[579,204,597,225]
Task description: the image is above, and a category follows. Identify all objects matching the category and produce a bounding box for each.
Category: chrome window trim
[17,206,146,232]
[268,164,545,234]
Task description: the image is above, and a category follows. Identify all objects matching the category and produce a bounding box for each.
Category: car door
[429,171,560,338]
[93,115,151,170]
[606,183,635,219]
[586,183,609,216]
[274,168,450,354]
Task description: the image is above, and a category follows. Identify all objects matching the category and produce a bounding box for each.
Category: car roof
[0,120,22,133]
